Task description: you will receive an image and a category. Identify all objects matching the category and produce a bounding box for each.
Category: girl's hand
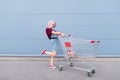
[60,33,65,38]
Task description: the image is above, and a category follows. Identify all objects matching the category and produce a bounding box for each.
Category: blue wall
[0,0,120,56]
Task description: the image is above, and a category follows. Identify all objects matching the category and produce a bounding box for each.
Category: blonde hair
[48,20,56,26]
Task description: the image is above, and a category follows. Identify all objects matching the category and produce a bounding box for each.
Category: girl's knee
[52,52,57,57]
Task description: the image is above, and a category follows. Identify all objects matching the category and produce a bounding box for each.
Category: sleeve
[46,28,52,34]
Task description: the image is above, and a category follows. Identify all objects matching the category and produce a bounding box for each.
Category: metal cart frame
[58,35,100,77]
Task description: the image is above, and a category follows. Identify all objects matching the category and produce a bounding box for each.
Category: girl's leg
[41,50,54,56]
[49,51,56,69]
[41,50,56,68]
[50,51,56,65]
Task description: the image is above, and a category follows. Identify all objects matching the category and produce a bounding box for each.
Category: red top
[46,28,58,39]
[46,28,52,39]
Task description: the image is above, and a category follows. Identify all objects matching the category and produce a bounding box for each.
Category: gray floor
[0,59,120,80]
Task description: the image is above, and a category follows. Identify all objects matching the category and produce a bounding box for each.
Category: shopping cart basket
[58,34,100,77]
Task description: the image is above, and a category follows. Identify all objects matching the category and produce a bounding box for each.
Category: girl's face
[50,22,56,28]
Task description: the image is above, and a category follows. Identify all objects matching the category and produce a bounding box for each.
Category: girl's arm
[52,31,65,37]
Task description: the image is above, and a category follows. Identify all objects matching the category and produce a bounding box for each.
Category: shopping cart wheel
[70,62,74,67]
[58,65,63,71]
[88,71,93,77]
[92,69,95,74]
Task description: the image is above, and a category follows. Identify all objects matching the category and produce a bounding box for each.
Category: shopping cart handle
[64,34,71,37]
[68,34,71,36]
[57,33,70,37]
[97,40,100,43]
[90,40,100,43]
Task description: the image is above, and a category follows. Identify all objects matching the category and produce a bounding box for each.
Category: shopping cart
[58,34,100,77]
